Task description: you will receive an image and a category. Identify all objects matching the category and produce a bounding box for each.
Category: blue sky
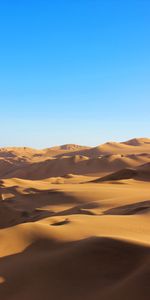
[0,0,150,148]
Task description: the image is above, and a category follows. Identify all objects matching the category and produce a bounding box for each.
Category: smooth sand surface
[0,138,150,300]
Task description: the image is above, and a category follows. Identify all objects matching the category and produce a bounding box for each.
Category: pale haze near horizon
[0,0,150,148]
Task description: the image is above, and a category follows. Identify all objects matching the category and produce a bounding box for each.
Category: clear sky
[0,0,150,148]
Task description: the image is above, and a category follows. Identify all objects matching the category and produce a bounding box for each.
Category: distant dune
[122,138,150,146]
[0,138,150,179]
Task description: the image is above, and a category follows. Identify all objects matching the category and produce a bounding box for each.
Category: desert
[0,138,149,300]
[1,0,150,298]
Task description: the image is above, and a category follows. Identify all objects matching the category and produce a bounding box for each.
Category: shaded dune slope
[92,162,150,183]
[0,237,149,300]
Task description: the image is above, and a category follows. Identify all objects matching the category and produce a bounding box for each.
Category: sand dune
[122,138,150,146]
[92,162,150,183]
[0,138,150,299]
[0,138,149,180]
[0,152,149,180]
[0,144,90,161]
[0,236,149,300]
